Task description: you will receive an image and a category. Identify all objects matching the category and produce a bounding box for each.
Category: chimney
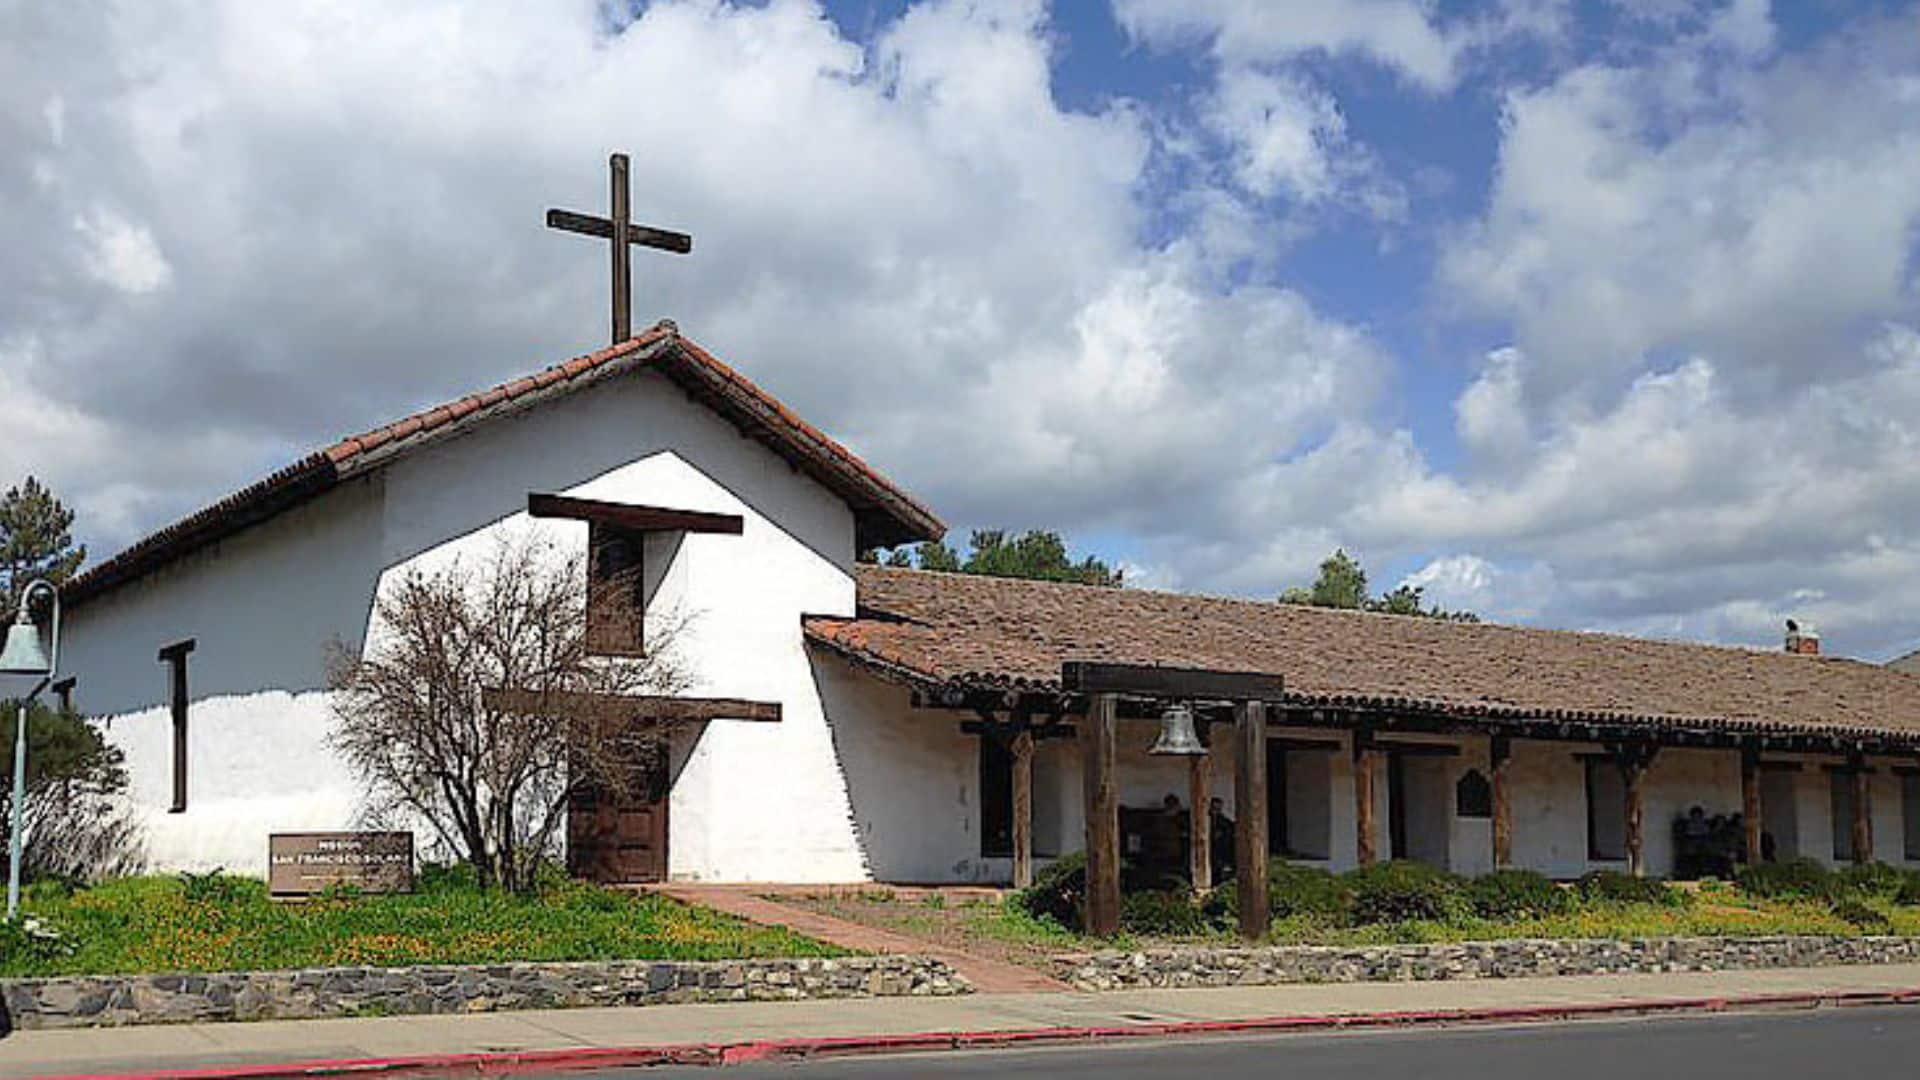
[1784,619,1820,656]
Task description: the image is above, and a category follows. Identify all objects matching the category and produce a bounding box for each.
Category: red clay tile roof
[67,324,943,605]
[805,565,1920,746]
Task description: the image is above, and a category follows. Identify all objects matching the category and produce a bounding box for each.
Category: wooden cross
[546,153,693,345]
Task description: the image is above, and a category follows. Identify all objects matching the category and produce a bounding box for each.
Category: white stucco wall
[61,365,872,881]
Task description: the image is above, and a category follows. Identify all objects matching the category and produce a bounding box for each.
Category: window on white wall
[979,737,1013,858]
[159,639,195,814]
[1585,759,1627,862]
[586,524,646,657]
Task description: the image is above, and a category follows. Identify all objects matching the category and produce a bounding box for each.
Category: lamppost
[0,580,59,921]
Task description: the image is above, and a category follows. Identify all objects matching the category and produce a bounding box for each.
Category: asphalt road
[586,1005,1920,1078]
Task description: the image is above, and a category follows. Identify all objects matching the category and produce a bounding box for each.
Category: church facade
[57,325,1920,886]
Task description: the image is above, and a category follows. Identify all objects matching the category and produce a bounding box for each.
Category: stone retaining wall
[2,956,968,1031]
[1054,936,1920,991]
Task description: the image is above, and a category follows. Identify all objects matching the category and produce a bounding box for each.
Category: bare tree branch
[329,531,691,891]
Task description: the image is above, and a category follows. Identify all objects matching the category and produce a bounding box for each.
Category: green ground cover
[0,868,842,978]
[1005,855,1920,948]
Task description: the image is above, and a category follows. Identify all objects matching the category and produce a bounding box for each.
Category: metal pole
[7,698,25,919]
[7,580,58,922]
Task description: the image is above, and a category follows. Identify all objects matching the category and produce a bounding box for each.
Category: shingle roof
[66,324,943,605]
[804,566,1920,746]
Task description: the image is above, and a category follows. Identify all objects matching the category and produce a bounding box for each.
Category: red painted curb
[37,986,1920,1079]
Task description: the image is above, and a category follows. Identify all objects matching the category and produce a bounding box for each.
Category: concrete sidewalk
[13,964,1920,1078]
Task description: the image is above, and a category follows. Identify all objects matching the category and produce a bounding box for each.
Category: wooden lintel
[528,492,744,535]
[1266,737,1343,752]
[960,719,1076,740]
[483,687,779,722]
[1061,661,1285,703]
[1374,741,1461,757]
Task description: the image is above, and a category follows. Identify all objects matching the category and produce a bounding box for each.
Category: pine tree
[0,476,86,616]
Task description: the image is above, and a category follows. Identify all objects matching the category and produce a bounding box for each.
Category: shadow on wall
[809,649,995,884]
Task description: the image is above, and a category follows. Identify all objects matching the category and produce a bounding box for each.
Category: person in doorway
[1209,796,1235,883]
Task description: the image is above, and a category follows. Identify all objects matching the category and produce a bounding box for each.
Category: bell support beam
[1234,699,1270,940]
[1082,692,1122,937]
[1189,750,1212,893]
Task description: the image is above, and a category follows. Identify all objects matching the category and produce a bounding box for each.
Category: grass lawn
[788,879,1920,971]
[3,870,843,978]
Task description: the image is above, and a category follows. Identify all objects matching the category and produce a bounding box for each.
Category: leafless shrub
[328,532,691,892]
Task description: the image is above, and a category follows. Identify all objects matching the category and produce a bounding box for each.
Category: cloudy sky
[6,0,1920,657]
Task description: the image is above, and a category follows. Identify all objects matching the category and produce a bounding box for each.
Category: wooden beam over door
[1082,693,1122,937]
[483,688,780,722]
[528,493,745,535]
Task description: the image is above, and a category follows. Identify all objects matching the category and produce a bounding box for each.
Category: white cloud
[0,0,1400,606]
[1116,0,1466,92]
[1441,7,1920,402]
[74,209,171,294]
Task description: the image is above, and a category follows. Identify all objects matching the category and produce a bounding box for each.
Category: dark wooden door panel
[569,754,669,884]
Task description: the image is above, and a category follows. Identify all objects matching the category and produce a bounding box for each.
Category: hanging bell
[1148,703,1206,756]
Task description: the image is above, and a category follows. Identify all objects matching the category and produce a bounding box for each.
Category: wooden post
[1624,757,1648,878]
[1851,754,1873,865]
[1234,700,1270,939]
[1082,693,1121,936]
[1011,730,1035,890]
[609,152,632,344]
[1741,746,1763,865]
[1188,751,1212,893]
[1490,734,1513,870]
[1353,731,1377,868]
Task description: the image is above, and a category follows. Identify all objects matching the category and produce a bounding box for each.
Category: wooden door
[568,748,669,884]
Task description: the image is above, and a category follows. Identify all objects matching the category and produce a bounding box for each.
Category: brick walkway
[652,884,1068,993]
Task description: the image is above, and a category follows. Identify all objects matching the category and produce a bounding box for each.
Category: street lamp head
[0,603,51,676]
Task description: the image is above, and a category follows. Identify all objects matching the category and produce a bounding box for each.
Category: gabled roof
[66,323,943,606]
[805,565,1920,746]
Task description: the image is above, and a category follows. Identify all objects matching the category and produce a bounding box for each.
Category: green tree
[1281,549,1479,621]
[878,530,1120,586]
[0,701,143,883]
[1280,549,1368,609]
[0,477,85,616]
[914,540,962,572]
[960,529,1121,586]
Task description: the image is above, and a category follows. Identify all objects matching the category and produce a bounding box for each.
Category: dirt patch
[780,894,1073,972]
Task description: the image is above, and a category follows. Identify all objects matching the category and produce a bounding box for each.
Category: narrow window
[1903,774,1920,862]
[586,523,645,656]
[979,737,1013,858]
[1586,759,1627,861]
[159,639,195,814]
[1265,740,1289,855]
[1831,770,1857,863]
[1456,769,1493,819]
